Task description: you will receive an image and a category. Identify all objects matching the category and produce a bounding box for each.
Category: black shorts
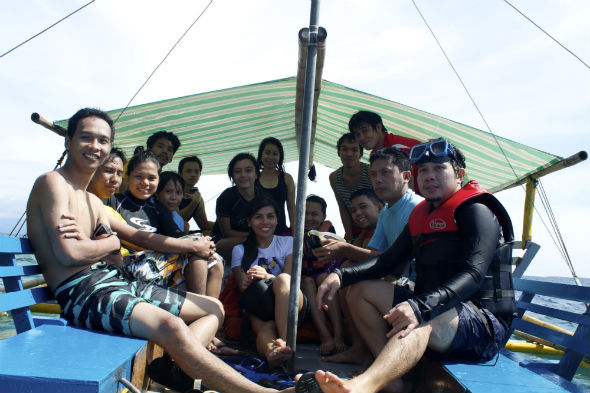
[391,285,507,362]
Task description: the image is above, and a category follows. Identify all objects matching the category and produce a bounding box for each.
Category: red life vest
[409,180,488,237]
[408,180,516,320]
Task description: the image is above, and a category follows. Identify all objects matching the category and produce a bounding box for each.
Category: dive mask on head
[409,138,464,167]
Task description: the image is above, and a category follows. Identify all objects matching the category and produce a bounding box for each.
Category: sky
[0,0,588,278]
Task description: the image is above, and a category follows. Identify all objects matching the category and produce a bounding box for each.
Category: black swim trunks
[54,262,186,335]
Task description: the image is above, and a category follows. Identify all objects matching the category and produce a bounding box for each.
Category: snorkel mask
[409,138,465,168]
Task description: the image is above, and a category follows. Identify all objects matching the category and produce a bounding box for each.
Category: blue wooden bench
[0,236,150,393]
[442,242,589,393]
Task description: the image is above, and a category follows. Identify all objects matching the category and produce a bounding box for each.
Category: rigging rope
[11,2,214,235]
[9,150,68,237]
[502,0,590,69]
[114,0,214,124]
[0,1,96,59]
[410,0,582,282]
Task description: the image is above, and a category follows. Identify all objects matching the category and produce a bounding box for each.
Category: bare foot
[207,336,239,355]
[266,338,292,368]
[333,339,348,354]
[314,370,352,393]
[321,346,371,365]
[320,338,335,355]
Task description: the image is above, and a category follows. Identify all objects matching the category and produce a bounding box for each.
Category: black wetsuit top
[338,201,507,324]
[105,192,184,238]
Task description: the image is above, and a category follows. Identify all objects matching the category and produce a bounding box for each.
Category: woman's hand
[246,265,270,280]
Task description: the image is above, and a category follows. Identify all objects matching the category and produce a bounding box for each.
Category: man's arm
[329,171,353,240]
[313,239,381,264]
[31,174,119,266]
[339,225,413,287]
[191,190,214,231]
[284,172,296,229]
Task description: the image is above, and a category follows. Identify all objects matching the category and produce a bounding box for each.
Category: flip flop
[295,372,322,393]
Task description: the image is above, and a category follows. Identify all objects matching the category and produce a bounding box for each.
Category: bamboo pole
[31,112,66,137]
[287,0,321,369]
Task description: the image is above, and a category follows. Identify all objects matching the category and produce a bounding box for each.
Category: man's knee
[157,313,192,342]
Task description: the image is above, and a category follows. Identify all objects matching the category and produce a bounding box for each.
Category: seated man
[27,107,286,393]
[119,130,181,192]
[333,188,382,265]
[348,111,420,154]
[177,155,215,234]
[313,138,517,393]
[329,134,373,241]
[348,110,421,192]
[313,147,422,268]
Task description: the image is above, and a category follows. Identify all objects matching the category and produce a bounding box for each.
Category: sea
[1,255,589,390]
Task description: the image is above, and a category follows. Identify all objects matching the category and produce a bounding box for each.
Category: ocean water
[1,256,589,388]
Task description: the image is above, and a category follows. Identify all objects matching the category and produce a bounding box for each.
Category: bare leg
[315,325,431,393]
[346,280,394,357]
[313,308,460,393]
[184,256,207,295]
[302,275,335,355]
[322,287,372,366]
[129,300,276,393]
[317,273,347,354]
[206,260,224,298]
[273,273,304,340]
[249,316,292,368]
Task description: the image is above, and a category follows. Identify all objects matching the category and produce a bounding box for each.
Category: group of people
[27,107,517,393]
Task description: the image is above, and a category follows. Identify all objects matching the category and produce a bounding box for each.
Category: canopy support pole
[521,177,537,245]
[287,0,321,370]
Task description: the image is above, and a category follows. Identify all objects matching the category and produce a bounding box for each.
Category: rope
[113,0,214,124]
[1,1,96,59]
[10,150,67,236]
[410,0,581,281]
[502,0,590,69]
[537,180,582,286]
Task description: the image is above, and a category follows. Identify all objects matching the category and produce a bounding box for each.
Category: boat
[1,1,588,392]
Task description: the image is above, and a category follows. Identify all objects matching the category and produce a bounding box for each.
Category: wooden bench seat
[442,273,589,393]
[0,236,149,393]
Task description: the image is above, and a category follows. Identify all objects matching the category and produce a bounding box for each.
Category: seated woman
[231,197,307,368]
[177,155,215,235]
[212,153,268,264]
[81,147,232,355]
[104,148,223,297]
[256,137,295,234]
[301,195,346,356]
[329,134,373,241]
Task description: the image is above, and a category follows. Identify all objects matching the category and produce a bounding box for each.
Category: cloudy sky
[1,0,588,277]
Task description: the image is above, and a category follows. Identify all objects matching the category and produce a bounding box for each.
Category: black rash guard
[338,201,502,323]
[105,192,185,239]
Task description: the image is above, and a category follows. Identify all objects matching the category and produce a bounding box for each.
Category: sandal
[295,372,322,393]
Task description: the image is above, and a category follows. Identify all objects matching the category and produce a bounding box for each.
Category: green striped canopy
[58,77,561,192]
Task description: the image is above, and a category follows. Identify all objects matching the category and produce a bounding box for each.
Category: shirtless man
[26,107,284,393]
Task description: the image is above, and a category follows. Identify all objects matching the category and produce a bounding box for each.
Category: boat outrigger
[1,1,588,392]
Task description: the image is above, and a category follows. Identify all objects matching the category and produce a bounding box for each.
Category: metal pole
[286,0,320,369]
